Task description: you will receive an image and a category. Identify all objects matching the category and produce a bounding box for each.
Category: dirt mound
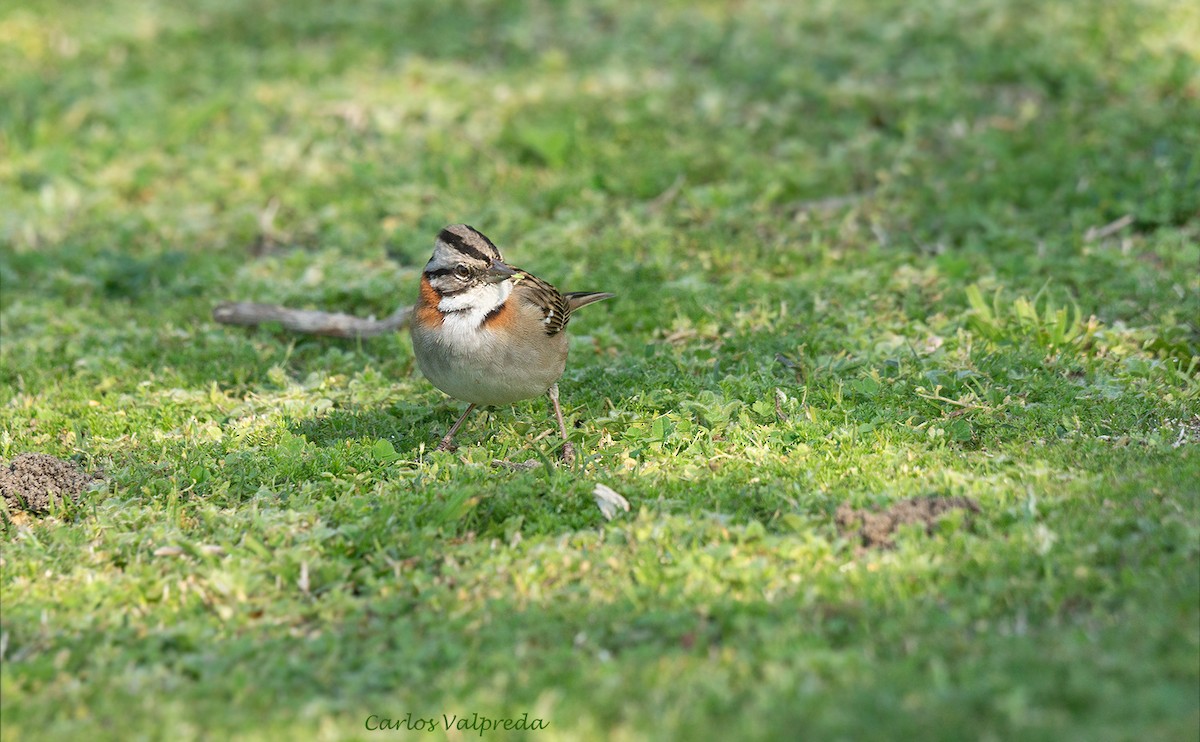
[0,453,98,515]
[836,495,980,549]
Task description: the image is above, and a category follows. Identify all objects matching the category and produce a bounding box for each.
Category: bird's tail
[564,292,615,311]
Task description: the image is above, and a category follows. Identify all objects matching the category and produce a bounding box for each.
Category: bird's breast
[411,309,569,406]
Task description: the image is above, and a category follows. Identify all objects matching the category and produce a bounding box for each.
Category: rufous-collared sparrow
[411,224,613,463]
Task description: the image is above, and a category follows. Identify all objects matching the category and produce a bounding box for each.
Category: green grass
[2,0,1199,739]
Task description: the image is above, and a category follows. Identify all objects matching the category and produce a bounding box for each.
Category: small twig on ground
[914,387,992,413]
[647,174,686,212]
[212,302,411,338]
[1084,214,1133,243]
[790,188,876,215]
[491,459,540,471]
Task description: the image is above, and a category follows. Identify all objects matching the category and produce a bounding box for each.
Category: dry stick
[212,302,411,338]
[1084,214,1133,243]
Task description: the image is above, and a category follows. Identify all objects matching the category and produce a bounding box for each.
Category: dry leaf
[592,484,630,520]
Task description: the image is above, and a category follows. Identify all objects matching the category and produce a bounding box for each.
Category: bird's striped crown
[423,224,505,292]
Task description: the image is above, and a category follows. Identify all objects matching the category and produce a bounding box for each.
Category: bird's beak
[484,260,518,283]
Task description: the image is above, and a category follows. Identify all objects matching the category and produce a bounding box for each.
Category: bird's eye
[454,265,471,280]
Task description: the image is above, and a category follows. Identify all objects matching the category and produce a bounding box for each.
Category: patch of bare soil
[0,453,98,515]
[836,495,980,549]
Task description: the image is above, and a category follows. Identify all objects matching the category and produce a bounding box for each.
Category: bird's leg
[437,403,477,451]
[547,384,576,465]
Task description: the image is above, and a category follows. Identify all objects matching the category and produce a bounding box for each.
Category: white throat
[438,281,512,342]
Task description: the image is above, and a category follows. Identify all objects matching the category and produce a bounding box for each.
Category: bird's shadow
[286,402,448,453]
[284,399,576,476]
